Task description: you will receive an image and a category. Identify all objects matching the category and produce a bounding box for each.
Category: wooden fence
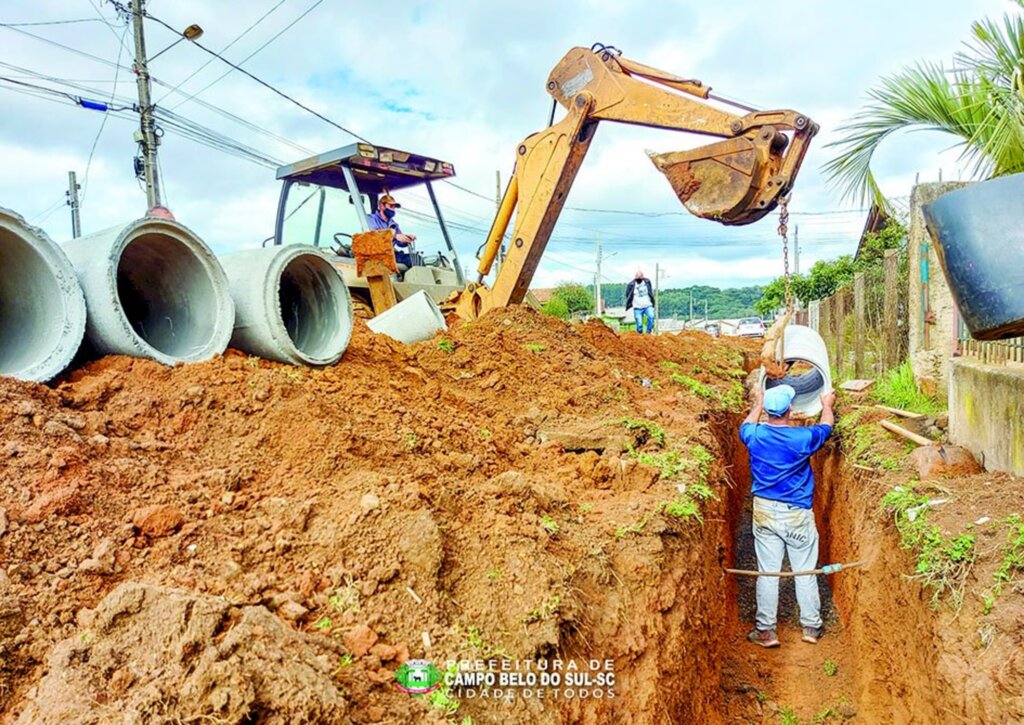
[809,248,908,379]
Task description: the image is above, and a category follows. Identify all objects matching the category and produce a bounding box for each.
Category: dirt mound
[0,307,752,723]
[18,582,346,724]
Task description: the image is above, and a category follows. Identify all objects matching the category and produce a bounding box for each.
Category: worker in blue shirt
[739,383,836,648]
[367,194,416,268]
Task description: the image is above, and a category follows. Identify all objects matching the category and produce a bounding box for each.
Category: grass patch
[983,514,1024,612]
[663,496,702,523]
[465,625,510,659]
[670,373,715,399]
[523,595,561,624]
[524,343,546,354]
[823,658,838,677]
[541,514,559,535]
[620,417,666,447]
[873,361,940,414]
[436,338,454,353]
[778,706,799,725]
[882,483,975,608]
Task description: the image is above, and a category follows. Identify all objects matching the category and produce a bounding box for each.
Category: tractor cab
[272,143,466,315]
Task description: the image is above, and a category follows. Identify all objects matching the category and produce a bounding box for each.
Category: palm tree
[824,1,1024,208]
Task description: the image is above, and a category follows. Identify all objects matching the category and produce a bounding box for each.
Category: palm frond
[824,5,1024,205]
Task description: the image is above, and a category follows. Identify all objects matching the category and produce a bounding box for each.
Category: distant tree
[540,282,593,319]
[541,295,570,319]
[754,220,907,315]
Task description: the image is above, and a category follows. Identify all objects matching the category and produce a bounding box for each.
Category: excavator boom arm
[453,46,818,320]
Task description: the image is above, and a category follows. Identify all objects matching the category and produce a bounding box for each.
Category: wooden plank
[854,272,866,378]
[875,404,926,420]
[879,419,933,447]
[883,249,899,370]
[840,379,875,392]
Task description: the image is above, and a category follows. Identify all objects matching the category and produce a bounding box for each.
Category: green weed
[670,373,715,399]
[778,706,799,725]
[982,514,1024,611]
[315,616,332,631]
[465,625,510,659]
[882,483,975,608]
[541,515,559,534]
[873,361,940,414]
[486,567,502,581]
[578,503,593,515]
[620,417,666,447]
[663,496,703,523]
[823,658,838,676]
[437,338,455,353]
[658,360,681,371]
[523,595,561,624]
[427,663,461,715]
[524,343,546,354]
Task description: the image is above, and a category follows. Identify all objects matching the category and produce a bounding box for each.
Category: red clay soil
[2,306,1023,723]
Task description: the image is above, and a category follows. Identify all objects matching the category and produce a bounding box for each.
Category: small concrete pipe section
[62,217,234,365]
[367,289,447,344]
[761,324,832,417]
[220,245,353,365]
[0,207,87,382]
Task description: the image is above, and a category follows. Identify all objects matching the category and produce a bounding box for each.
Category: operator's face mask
[383,207,396,220]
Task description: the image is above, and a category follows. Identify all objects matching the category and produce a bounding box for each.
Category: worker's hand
[820,390,837,409]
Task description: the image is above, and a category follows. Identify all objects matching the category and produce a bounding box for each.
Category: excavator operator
[367,194,416,269]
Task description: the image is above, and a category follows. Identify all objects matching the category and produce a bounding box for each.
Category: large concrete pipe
[367,290,447,344]
[220,246,353,365]
[761,324,833,417]
[62,217,234,365]
[0,207,87,382]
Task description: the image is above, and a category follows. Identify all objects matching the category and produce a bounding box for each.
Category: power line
[0,18,114,27]
[155,0,288,104]
[168,0,322,110]
[81,23,131,205]
[144,7,370,143]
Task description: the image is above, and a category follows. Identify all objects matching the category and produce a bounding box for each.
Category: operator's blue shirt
[739,422,832,509]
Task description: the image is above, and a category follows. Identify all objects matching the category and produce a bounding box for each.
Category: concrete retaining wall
[949,357,1024,475]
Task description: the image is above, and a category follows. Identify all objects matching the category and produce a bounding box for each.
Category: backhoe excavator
[452,44,817,320]
[271,45,817,320]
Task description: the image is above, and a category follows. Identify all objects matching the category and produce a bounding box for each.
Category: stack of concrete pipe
[0,208,354,383]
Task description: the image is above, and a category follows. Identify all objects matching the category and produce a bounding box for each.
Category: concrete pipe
[220,246,353,365]
[761,324,833,417]
[62,217,234,365]
[0,207,87,382]
[367,289,447,344]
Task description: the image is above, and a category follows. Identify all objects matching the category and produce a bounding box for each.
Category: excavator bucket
[648,130,786,226]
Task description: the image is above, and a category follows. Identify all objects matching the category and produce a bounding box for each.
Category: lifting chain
[778,193,793,313]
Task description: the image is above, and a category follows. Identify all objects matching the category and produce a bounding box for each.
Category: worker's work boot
[747,629,780,648]
[801,626,824,644]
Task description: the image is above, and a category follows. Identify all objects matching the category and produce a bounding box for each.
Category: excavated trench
[647,413,967,723]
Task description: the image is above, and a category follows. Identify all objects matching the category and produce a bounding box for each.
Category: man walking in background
[626,270,655,334]
[740,384,836,648]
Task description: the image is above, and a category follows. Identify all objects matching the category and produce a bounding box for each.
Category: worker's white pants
[752,496,823,630]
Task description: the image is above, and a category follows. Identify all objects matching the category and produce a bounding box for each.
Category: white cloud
[0,0,1011,290]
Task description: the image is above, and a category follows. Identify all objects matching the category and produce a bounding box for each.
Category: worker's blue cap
[764,384,796,416]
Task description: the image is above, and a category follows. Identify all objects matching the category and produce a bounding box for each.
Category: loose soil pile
[1,306,1022,723]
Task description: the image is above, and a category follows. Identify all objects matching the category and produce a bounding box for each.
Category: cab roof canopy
[275,142,456,197]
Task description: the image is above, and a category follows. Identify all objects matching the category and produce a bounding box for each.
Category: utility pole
[703,299,708,322]
[130,0,162,209]
[594,233,602,315]
[689,290,694,326]
[793,224,800,275]
[66,171,81,238]
[495,169,504,272]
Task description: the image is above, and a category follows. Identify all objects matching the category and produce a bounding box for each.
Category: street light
[148,23,204,61]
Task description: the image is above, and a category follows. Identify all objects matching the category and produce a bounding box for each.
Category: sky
[0,0,1013,291]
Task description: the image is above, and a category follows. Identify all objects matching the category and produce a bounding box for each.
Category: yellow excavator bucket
[648,128,789,226]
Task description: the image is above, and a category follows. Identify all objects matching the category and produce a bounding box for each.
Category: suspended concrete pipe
[62,217,234,365]
[367,289,447,344]
[0,207,87,382]
[220,246,354,365]
[760,324,833,418]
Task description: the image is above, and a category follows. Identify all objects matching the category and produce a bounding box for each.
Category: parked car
[704,322,721,338]
[736,317,766,337]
